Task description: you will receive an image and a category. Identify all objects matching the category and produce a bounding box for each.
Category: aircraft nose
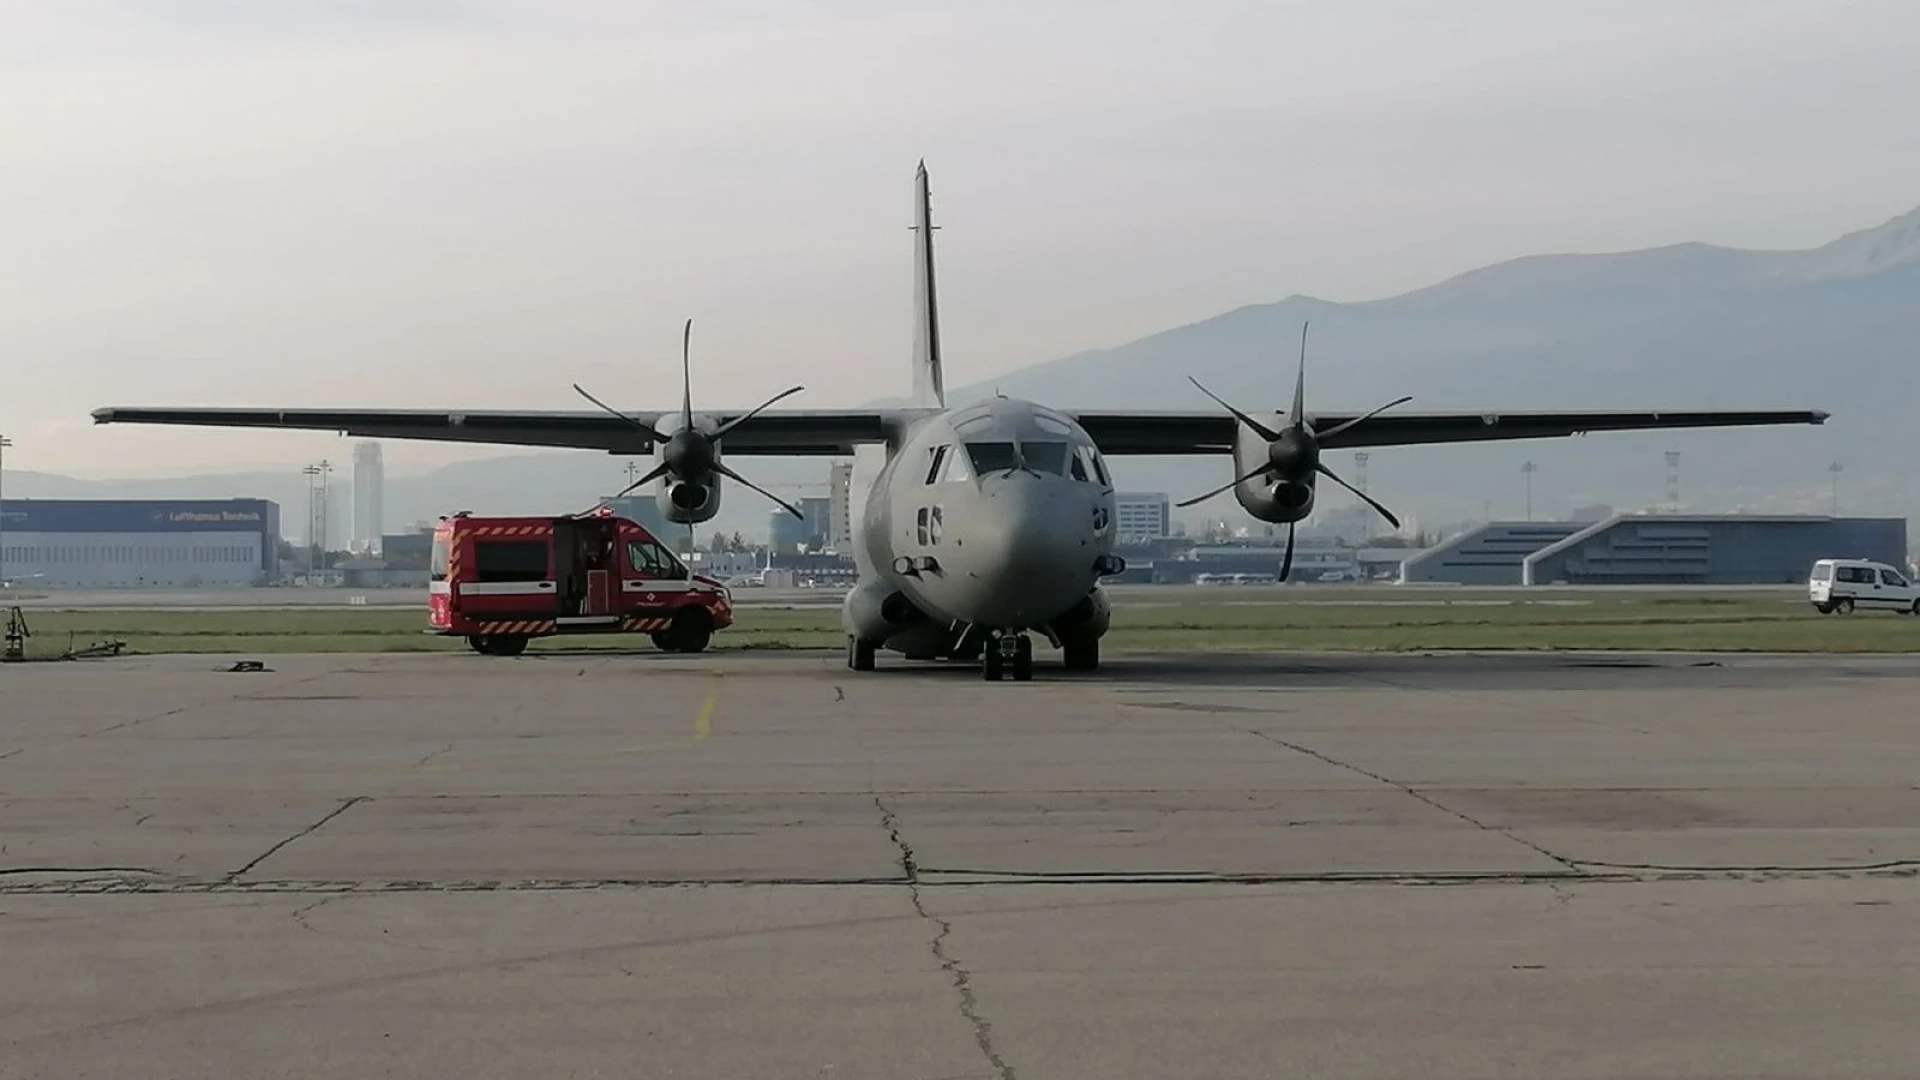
[965,476,1098,627]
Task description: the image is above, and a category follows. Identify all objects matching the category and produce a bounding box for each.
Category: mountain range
[13,204,1919,544]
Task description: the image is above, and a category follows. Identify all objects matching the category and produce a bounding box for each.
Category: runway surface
[3,649,1918,1078]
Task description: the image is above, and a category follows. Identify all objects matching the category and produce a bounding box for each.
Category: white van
[1808,558,1919,614]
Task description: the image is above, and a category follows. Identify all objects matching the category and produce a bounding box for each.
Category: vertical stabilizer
[911,160,946,409]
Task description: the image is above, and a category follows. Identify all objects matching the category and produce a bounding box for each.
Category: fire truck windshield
[629,538,684,577]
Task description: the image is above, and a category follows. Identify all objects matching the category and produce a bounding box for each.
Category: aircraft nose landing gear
[983,631,1033,682]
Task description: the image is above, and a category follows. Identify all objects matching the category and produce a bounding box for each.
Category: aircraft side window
[929,505,944,545]
[936,446,971,482]
[925,445,948,484]
[916,507,930,546]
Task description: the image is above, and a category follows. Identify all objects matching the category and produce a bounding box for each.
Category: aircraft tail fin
[910,160,946,409]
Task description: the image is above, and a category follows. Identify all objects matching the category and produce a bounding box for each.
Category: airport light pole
[0,434,11,586]
[302,463,323,580]
[1521,460,1538,521]
[1828,462,1843,516]
[317,459,332,578]
[1665,450,1681,513]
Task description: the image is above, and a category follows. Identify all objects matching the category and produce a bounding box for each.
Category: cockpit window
[925,445,949,484]
[966,442,1021,475]
[1090,449,1111,486]
[965,441,1073,476]
[935,445,971,482]
[1022,441,1070,475]
[1069,450,1090,482]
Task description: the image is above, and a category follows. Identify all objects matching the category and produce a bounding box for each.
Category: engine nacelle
[659,478,721,524]
[1236,477,1315,524]
[842,580,927,642]
[1049,587,1111,644]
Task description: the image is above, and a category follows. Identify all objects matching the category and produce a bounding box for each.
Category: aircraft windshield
[965,442,1020,474]
[965,441,1072,476]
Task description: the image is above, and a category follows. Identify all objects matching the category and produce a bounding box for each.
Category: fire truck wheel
[487,635,530,657]
[665,608,713,653]
[466,635,489,654]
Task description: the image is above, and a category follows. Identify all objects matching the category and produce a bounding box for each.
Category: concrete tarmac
[3,649,1919,1078]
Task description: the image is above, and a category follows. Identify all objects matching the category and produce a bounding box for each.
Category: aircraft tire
[847,636,875,671]
[1062,638,1099,672]
[1011,636,1033,682]
[983,642,1004,681]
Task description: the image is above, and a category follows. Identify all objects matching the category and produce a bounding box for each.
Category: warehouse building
[0,499,279,587]
[1399,522,1586,585]
[1522,514,1908,585]
[1398,513,1908,586]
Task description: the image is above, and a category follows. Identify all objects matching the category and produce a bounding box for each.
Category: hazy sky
[6,0,1920,477]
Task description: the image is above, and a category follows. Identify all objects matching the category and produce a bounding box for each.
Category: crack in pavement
[876,796,1016,1080]
[222,797,367,884]
[1242,728,1583,872]
[412,742,456,769]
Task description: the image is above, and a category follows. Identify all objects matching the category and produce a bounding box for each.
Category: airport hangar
[0,498,279,587]
[1399,513,1909,585]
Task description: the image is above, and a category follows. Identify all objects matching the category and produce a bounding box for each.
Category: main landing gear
[983,631,1033,682]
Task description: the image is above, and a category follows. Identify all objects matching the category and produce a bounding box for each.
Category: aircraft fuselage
[841,395,1119,660]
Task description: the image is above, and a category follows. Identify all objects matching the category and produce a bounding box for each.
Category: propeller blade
[1315,395,1414,443]
[713,385,806,437]
[680,318,694,428]
[572,383,666,442]
[1186,377,1281,442]
[713,461,807,519]
[1175,462,1274,508]
[1289,322,1308,429]
[1280,520,1296,582]
[1315,463,1401,530]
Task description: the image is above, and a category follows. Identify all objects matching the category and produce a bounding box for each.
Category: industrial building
[0,499,280,587]
[1399,522,1586,585]
[1522,515,1908,585]
[1114,493,1171,542]
[770,497,833,553]
[1399,514,1908,586]
[350,441,384,555]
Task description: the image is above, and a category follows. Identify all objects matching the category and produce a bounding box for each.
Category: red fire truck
[428,511,733,656]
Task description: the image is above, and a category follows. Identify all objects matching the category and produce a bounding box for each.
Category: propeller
[1177,321,1410,580]
[574,319,808,519]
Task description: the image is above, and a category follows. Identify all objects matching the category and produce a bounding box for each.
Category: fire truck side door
[584,521,617,616]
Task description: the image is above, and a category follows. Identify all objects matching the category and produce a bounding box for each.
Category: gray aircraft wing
[89,406,905,456]
[1068,408,1831,455]
[92,404,1828,457]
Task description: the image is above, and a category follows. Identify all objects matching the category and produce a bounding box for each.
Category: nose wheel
[983,632,1033,682]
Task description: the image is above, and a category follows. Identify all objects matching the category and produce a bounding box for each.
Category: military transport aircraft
[93,161,1829,681]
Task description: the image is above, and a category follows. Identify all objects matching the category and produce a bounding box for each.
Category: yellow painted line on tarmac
[694,675,721,740]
